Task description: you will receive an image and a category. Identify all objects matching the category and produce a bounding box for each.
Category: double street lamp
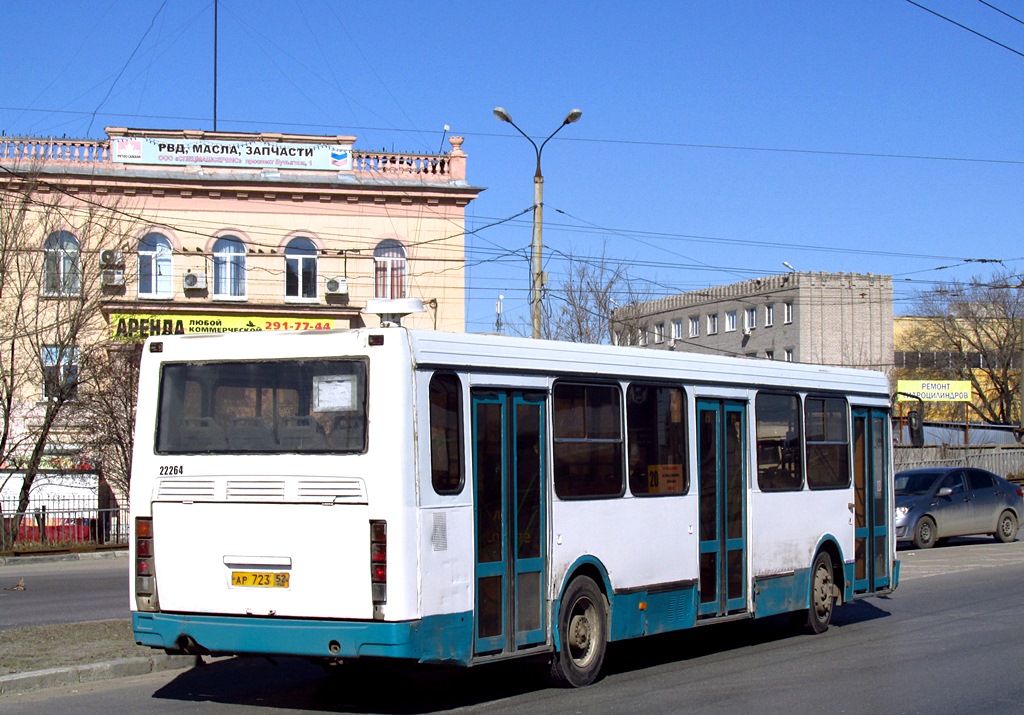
[493,106,582,338]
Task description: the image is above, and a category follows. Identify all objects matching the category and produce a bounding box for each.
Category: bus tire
[994,510,1018,543]
[549,576,608,688]
[800,550,836,635]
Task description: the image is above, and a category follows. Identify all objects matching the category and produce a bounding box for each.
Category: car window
[966,470,996,491]
[941,472,966,495]
[896,472,940,496]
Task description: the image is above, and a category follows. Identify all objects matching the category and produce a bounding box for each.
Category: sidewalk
[0,548,199,697]
[0,548,128,567]
[0,652,198,697]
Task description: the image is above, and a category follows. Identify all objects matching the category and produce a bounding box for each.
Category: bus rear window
[156,359,367,454]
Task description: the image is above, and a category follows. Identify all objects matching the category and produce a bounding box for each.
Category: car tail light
[135,517,159,612]
[1015,486,1023,499]
[370,520,387,606]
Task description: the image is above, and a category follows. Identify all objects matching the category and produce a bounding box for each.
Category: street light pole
[493,106,582,339]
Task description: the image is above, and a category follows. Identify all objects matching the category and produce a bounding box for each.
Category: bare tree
[76,343,142,498]
[901,270,1023,426]
[508,246,651,344]
[0,169,138,543]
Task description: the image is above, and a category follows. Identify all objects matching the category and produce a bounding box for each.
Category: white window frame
[785,348,794,362]
[653,323,665,344]
[285,237,319,301]
[744,307,756,331]
[688,316,699,338]
[784,302,794,324]
[213,236,247,299]
[374,239,407,300]
[671,320,683,341]
[43,231,81,297]
[725,311,737,332]
[42,345,79,400]
[138,233,173,299]
[765,304,774,327]
[707,314,719,335]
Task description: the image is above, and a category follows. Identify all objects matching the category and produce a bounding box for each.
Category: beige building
[1,127,481,335]
[0,127,481,501]
[615,271,894,375]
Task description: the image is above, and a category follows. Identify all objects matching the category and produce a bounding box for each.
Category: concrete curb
[0,550,128,567]
[0,653,197,697]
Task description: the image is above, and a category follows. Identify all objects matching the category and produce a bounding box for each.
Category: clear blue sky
[2,1,1021,333]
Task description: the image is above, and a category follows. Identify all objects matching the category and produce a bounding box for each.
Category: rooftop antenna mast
[213,0,218,131]
[495,294,504,334]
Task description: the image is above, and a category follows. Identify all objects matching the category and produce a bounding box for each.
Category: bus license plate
[231,571,290,588]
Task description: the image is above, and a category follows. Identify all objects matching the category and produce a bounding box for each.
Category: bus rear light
[134,517,160,612]
[370,520,387,605]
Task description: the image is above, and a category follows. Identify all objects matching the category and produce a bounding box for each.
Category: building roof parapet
[0,129,468,185]
[638,271,891,315]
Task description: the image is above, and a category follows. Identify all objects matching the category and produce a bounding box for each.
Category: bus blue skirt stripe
[133,611,474,664]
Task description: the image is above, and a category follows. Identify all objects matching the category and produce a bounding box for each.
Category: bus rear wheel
[549,576,608,688]
[799,550,836,635]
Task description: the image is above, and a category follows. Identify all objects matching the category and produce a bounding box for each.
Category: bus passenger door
[853,408,891,594]
[697,400,748,618]
[471,390,547,656]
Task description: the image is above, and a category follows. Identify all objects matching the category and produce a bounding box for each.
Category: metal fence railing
[894,445,1024,480]
[0,504,129,551]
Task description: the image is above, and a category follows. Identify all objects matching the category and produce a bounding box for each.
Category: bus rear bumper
[132,610,473,665]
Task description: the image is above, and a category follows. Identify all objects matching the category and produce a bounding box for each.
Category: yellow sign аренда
[111,313,336,340]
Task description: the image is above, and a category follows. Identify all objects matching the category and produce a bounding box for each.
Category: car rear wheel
[994,510,1018,543]
[912,516,937,549]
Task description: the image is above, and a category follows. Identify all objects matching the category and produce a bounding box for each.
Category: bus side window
[755,392,803,491]
[626,384,688,496]
[552,383,624,499]
[429,373,464,495]
[805,396,850,489]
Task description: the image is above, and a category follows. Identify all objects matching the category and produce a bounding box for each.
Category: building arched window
[285,237,318,299]
[138,233,172,297]
[374,239,407,299]
[43,231,81,296]
[213,236,246,298]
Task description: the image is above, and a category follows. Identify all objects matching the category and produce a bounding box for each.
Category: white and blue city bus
[129,326,898,687]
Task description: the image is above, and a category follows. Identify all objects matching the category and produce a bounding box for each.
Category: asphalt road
[0,554,130,630]
[4,538,1024,713]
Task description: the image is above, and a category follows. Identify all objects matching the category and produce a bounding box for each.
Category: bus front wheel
[549,576,608,688]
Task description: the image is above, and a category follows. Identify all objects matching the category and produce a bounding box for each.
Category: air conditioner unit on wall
[324,277,348,295]
[101,269,125,287]
[183,272,207,290]
[100,249,124,267]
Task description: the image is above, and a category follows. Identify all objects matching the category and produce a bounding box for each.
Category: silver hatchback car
[895,467,1024,549]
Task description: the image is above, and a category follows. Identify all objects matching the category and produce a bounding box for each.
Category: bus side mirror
[907,409,924,448]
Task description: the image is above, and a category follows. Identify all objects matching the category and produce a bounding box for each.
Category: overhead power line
[906,0,1024,59]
